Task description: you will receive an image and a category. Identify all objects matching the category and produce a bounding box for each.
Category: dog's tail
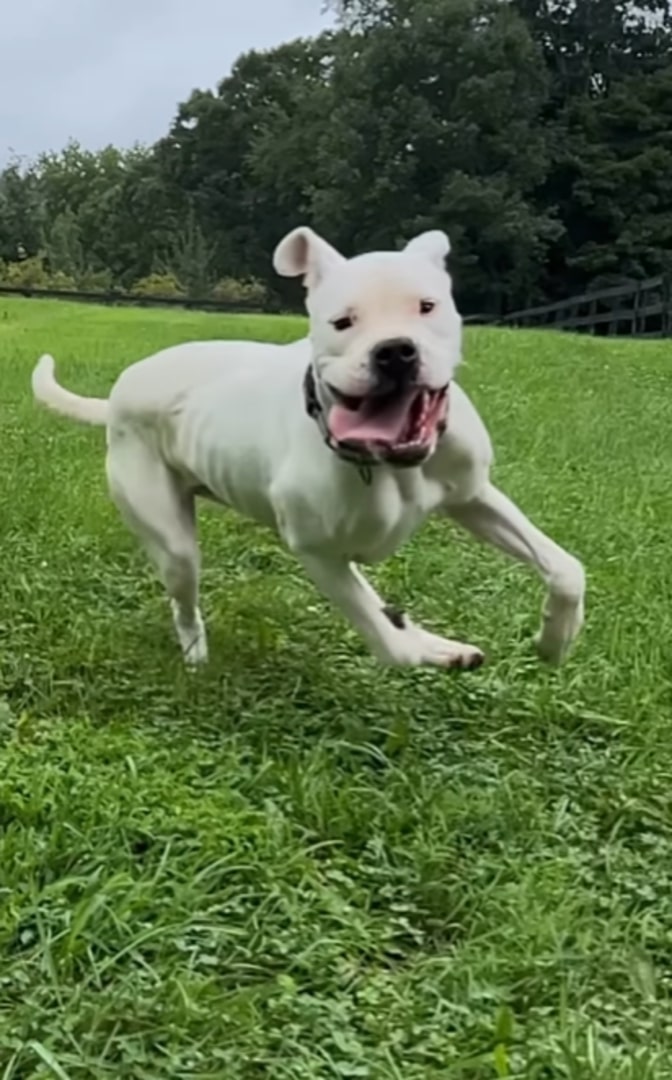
[32,355,109,426]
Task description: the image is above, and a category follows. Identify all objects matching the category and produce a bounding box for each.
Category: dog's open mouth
[328,385,448,464]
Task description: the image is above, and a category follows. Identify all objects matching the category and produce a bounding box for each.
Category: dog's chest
[323,469,444,563]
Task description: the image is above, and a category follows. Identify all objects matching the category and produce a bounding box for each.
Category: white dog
[32,227,585,670]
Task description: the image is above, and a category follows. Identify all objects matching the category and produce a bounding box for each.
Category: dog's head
[274,226,461,467]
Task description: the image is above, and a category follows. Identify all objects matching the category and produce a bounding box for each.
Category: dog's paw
[535,600,584,665]
[535,559,585,664]
[171,603,209,666]
[182,634,209,667]
[410,628,485,671]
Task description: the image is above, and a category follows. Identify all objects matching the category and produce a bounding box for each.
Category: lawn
[1,296,672,1079]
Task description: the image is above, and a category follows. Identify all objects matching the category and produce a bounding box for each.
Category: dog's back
[108,339,306,423]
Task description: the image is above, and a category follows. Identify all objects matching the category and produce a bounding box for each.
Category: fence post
[662,274,672,337]
[589,296,597,334]
[633,282,641,336]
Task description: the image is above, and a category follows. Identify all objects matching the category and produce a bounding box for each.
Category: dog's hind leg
[106,434,207,665]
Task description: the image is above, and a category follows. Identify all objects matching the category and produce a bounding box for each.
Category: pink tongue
[329,389,417,444]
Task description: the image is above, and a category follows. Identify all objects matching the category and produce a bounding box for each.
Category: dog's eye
[331,315,354,332]
[419,300,436,315]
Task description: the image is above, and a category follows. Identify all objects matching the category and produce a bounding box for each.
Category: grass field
[1,296,672,1078]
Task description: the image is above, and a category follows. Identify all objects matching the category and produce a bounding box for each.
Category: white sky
[0,0,333,165]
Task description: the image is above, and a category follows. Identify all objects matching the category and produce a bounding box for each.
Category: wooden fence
[0,282,289,314]
[1,276,671,337]
[503,274,672,338]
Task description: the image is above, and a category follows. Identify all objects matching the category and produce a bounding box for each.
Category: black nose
[371,337,419,380]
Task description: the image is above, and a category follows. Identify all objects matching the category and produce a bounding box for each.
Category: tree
[45,208,84,279]
[327,0,398,28]
[154,36,336,293]
[510,0,672,296]
[31,143,179,288]
[0,0,669,312]
[161,206,215,297]
[510,0,672,103]
[549,64,672,289]
[310,0,558,312]
[0,160,43,262]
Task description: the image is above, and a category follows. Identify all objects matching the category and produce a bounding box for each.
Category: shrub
[1,255,50,288]
[131,272,186,298]
[77,268,113,293]
[48,270,77,291]
[211,276,268,307]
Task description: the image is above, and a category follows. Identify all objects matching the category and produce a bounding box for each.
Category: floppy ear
[404,230,451,271]
[273,226,346,290]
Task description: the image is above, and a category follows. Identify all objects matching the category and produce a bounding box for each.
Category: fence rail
[1,277,671,338]
[0,282,290,314]
[503,274,672,338]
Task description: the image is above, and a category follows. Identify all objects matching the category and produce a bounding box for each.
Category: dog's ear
[404,230,451,271]
[273,227,346,289]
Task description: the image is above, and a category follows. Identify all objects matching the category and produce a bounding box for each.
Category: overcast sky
[0,0,333,166]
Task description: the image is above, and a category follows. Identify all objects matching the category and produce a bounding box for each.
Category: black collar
[303,366,375,484]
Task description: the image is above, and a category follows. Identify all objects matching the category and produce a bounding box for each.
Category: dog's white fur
[32,227,584,669]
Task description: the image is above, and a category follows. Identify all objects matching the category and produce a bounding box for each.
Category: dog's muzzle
[303,366,448,482]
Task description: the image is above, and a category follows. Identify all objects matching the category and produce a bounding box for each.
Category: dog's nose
[371,338,419,380]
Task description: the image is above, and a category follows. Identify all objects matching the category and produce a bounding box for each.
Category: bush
[1,255,50,288]
[131,272,186,298]
[211,276,268,307]
[78,268,113,293]
[48,270,77,291]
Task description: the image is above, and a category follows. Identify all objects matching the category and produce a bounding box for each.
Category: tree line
[1,0,670,316]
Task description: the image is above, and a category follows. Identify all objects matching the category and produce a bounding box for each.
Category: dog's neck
[303,365,376,484]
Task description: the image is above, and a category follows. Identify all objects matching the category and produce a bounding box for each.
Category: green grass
[1,295,672,1078]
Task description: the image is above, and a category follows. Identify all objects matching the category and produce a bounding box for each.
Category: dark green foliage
[542,63,672,293]
[0,0,670,312]
[45,208,85,280]
[160,206,216,298]
[309,0,558,312]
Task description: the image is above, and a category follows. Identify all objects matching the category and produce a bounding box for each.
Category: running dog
[32,227,585,669]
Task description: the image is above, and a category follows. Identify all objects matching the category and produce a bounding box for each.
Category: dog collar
[303,365,376,484]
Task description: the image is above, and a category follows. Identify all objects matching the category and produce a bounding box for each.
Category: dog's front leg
[446,482,585,663]
[297,553,484,670]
